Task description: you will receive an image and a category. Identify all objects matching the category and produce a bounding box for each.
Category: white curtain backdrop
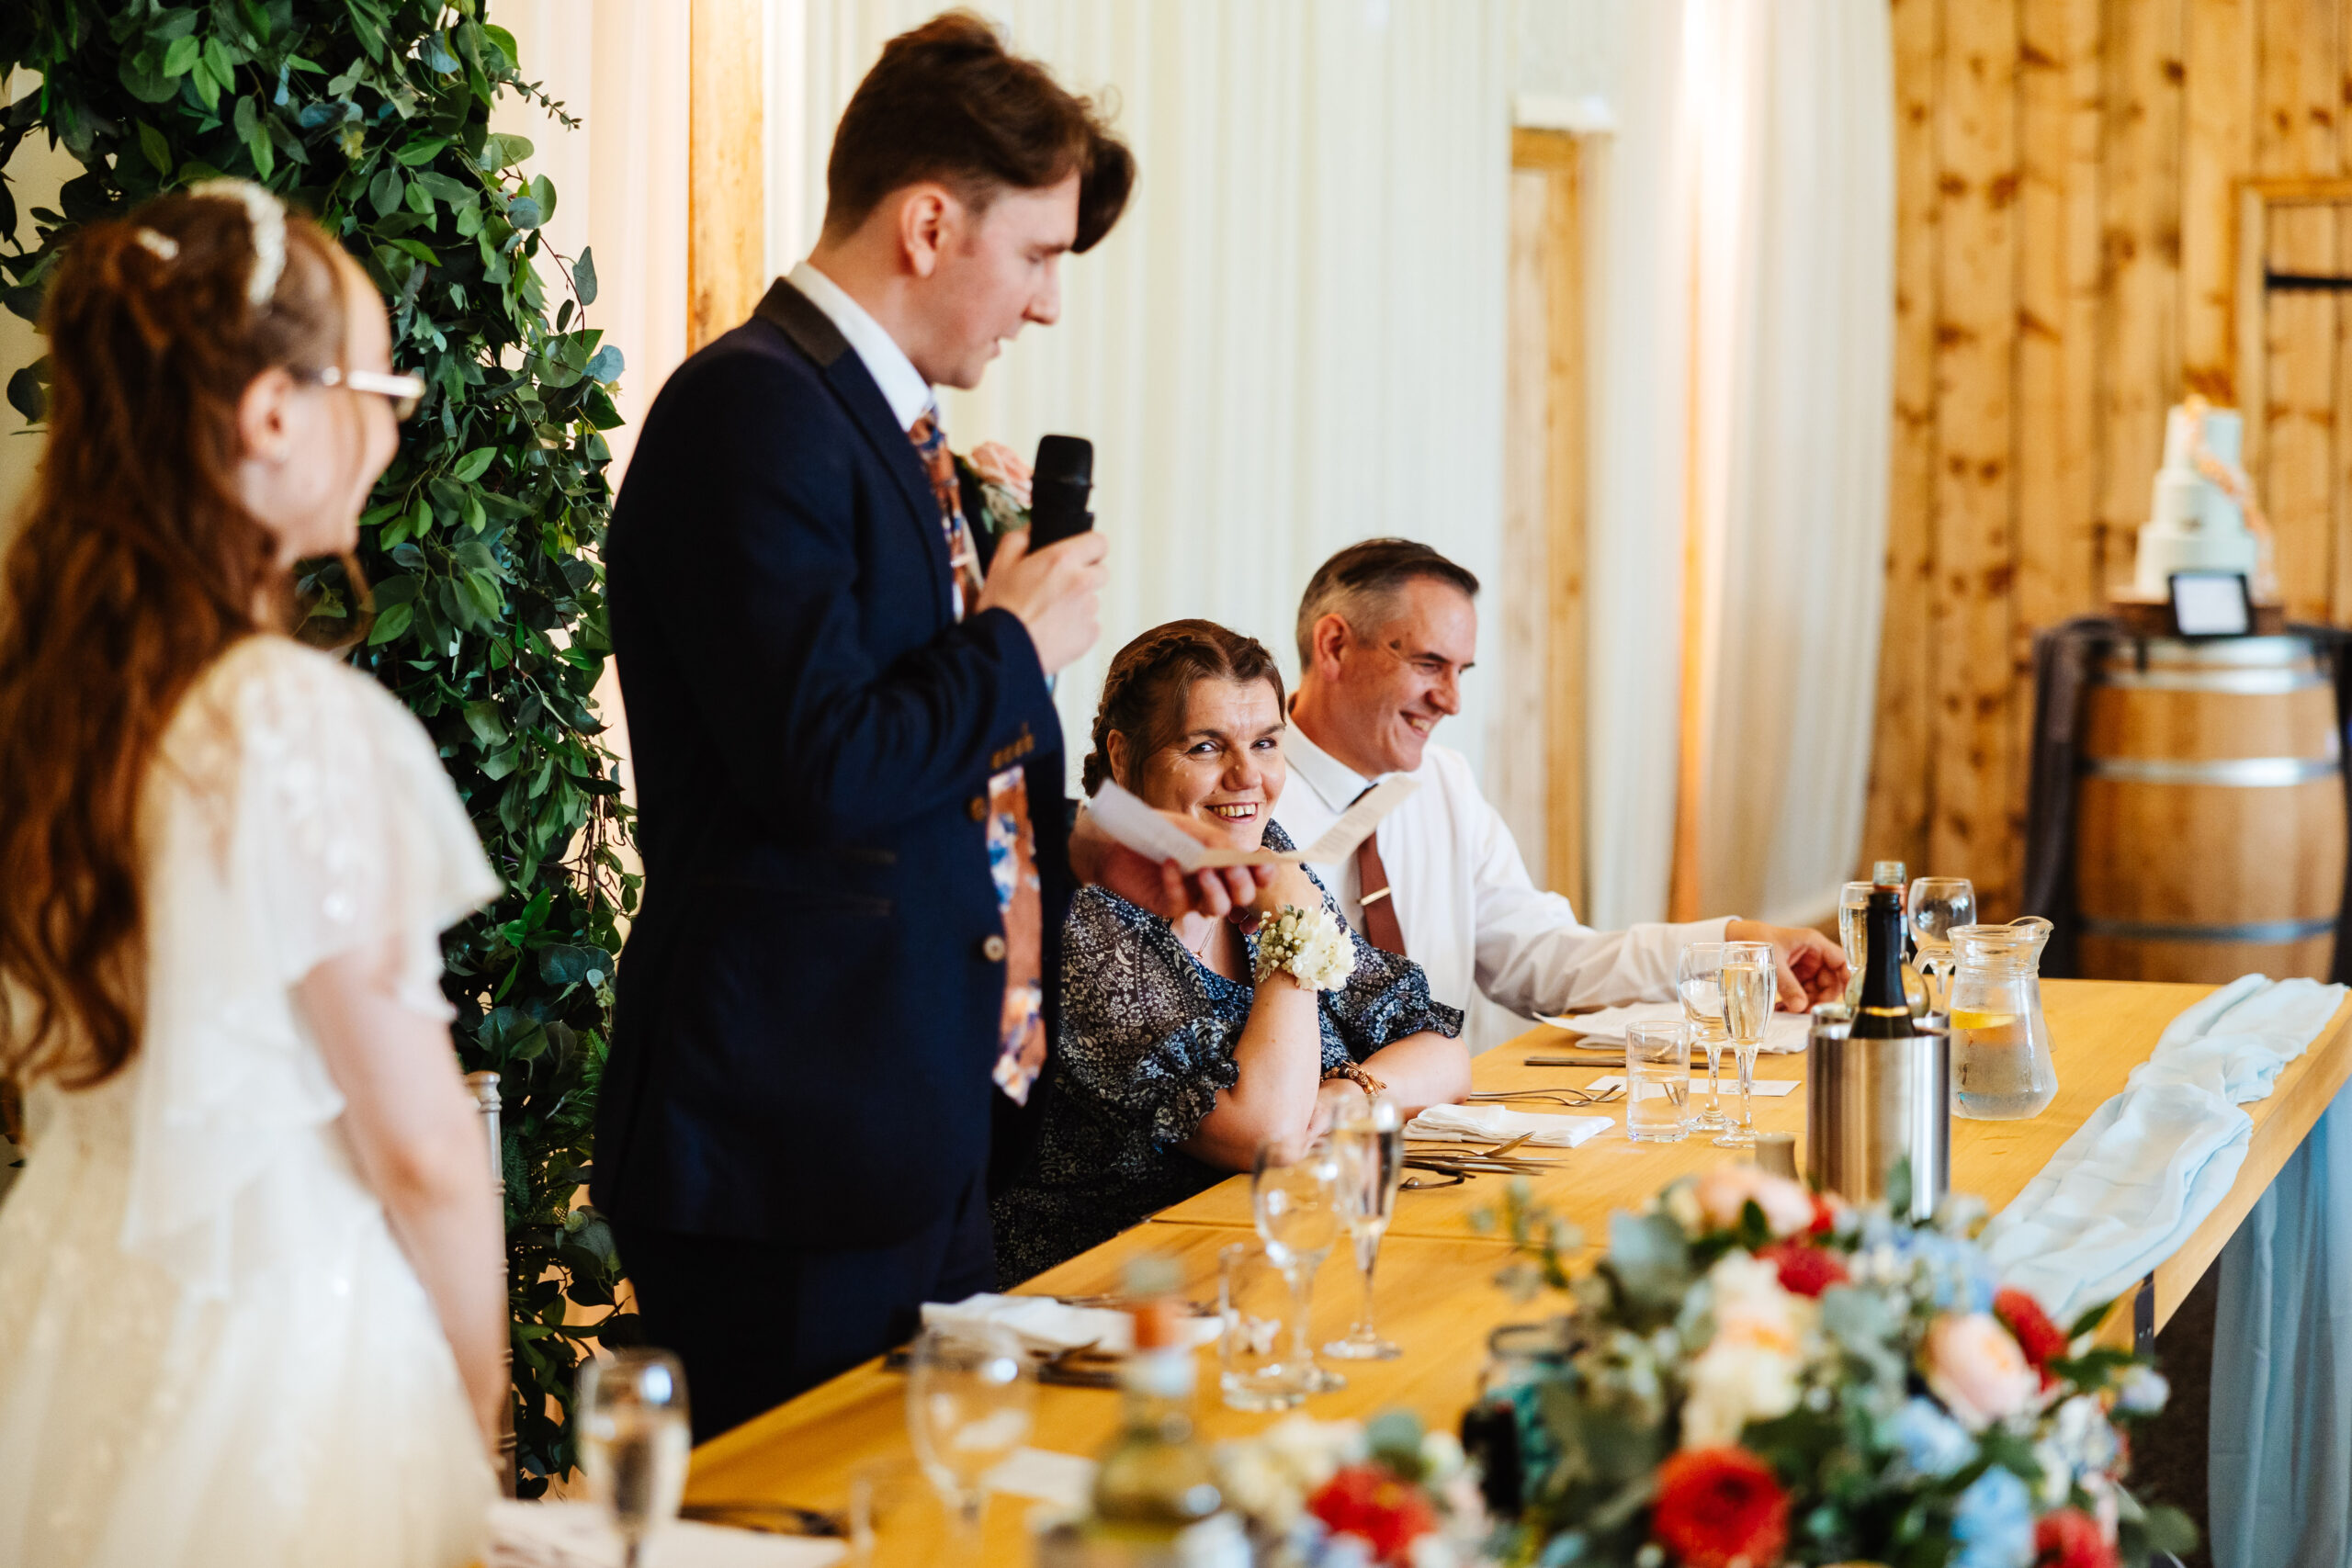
[765,1,1516,798]
[1577,0,1691,930]
[1682,0,1892,927]
[1581,0,1892,931]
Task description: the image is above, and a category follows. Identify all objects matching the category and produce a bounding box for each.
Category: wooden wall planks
[1864,0,2352,916]
[1930,0,2024,913]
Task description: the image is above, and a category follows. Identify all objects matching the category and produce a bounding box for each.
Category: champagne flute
[1713,941,1775,1149]
[1906,877,1976,1014]
[1838,881,1871,1008]
[1676,943,1733,1130]
[1323,1099,1405,1361]
[1253,1138,1346,1395]
[905,1325,1035,1558]
[578,1348,692,1568]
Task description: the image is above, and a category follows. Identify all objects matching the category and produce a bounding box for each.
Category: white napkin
[1983,976,2348,1322]
[1539,1000,1811,1055]
[486,1501,846,1568]
[1405,1102,1611,1147]
[921,1292,1222,1355]
[1586,1074,1801,1098]
[1084,776,1418,870]
[985,1449,1100,1511]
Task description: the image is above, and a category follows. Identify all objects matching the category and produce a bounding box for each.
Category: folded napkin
[1982,975,2348,1323]
[921,1292,1222,1356]
[1405,1102,1611,1147]
[986,1448,1100,1511]
[486,1501,845,1568]
[1537,1000,1811,1055]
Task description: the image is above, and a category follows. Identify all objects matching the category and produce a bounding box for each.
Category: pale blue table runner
[1974,974,2351,1568]
[2208,1081,2352,1568]
[1980,975,2346,1324]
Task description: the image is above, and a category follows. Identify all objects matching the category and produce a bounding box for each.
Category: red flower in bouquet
[1652,1447,1790,1568]
[1307,1463,1439,1564]
[1759,1239,1849,1299]
[1996,1286,2069,1375]
[2035,1506,2120,1568]
[1808,1191,1838,1236]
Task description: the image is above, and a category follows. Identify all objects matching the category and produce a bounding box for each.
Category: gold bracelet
[1323,1061,1385,1100]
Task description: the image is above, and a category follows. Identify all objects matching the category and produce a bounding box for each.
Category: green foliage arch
[2,0,639,1494]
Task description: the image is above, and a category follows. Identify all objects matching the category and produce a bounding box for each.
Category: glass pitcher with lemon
[1946,919,2057,1120]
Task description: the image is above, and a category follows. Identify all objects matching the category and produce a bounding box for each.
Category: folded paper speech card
[1085,776,1420,871]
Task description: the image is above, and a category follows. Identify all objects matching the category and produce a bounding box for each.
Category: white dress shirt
[787,260,933,430]
[1272,722,1730,1052]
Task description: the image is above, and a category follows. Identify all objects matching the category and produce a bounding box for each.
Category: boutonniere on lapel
[956,441,1034,537]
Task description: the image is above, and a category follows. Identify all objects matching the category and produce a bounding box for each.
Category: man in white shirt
[1272,539,1847,1052]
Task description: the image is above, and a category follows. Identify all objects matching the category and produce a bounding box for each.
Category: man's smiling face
[1323,577,1477,776]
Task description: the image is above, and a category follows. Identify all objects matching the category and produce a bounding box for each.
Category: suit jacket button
[981,934,1008,963]
[968,795,989,821]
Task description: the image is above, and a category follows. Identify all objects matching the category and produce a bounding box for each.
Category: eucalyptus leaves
[4,0,635,1494]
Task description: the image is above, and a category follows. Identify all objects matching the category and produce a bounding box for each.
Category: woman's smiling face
[1127,676,1288,852]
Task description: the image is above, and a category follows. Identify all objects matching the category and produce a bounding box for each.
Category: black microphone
[1028,434,1094,550]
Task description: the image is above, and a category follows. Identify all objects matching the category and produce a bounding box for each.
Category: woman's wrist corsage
[1250,903,1354,993]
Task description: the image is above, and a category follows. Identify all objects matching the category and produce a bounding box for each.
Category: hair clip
[133,228,181,262]
[187,178,287,309]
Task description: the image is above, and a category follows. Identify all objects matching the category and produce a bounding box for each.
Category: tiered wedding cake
[2130,400,2264,599]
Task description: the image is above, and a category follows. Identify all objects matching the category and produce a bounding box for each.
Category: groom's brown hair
[822,10,1135,254]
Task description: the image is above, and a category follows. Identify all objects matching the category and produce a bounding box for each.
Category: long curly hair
[0,190,351,1089]
[1080,619,1286,796]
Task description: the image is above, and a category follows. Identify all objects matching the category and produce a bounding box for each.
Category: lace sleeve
[224,643,501,1015]
[121,638,499,1292]
[1300,863,1464,1060]
[1054,889,1248,1149]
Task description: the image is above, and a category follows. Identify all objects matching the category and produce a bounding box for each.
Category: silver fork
[1465,1086,1624,1108]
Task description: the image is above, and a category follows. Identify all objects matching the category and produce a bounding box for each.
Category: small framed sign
[2169,571,2254,638]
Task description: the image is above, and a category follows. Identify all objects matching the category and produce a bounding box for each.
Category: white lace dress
[0,637,502,1568]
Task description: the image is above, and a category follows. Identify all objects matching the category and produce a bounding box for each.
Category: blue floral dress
[991,822,1463,1285]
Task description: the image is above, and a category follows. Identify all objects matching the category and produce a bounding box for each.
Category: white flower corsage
[1250,903,1354,993]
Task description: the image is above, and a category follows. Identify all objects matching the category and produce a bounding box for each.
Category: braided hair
[1080,619,1286,795]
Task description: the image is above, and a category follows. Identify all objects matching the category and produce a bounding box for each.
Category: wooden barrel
[2074,635,2344,982]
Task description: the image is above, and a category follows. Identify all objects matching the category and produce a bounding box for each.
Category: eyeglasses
[297,364,425,420]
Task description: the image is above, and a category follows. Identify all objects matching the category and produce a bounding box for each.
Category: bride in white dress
[0,185,503,1564]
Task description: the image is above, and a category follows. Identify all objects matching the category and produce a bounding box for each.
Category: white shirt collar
[786,260,933,432]
[1282,713,1377,813]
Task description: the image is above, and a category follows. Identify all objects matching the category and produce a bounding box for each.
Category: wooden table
[685,978,2352,1563]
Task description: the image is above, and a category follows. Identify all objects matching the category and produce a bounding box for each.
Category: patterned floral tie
[908,402,987,617]
[906,401,1046,1103]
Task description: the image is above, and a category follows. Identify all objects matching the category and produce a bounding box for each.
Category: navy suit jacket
[594,279,1071,1251]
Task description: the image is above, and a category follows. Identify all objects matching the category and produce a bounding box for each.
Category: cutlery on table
[678,1501,847,1537]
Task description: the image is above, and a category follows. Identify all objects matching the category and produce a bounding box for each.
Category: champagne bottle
[1090,1258,1228,1553]
[1852,860,1918,1039]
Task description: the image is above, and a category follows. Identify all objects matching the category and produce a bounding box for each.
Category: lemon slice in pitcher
[1950,1009,2016,1032]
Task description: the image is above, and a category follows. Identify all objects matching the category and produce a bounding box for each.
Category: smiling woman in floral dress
[990,620,1470,1284]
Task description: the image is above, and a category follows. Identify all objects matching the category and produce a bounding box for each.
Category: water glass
[1713,941,1775,1149]
[1624,1020,1691,1143]
[1838,881,1871,1007]
[578,1348,692,1568]
[1325,1098,1405,1360]
[1252,1138,1346,1396]
[1218,1241,1304,1410]
[1907,877,1976,1013]
[1676,943,1733,1130]
[904,1325,1035,1550]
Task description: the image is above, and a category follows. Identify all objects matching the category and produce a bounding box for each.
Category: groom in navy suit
[596,14,1266,1439]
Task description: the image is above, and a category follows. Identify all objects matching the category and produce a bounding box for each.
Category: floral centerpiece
[1214,1412,1487,1567]
[1478,1167,2196,1568]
